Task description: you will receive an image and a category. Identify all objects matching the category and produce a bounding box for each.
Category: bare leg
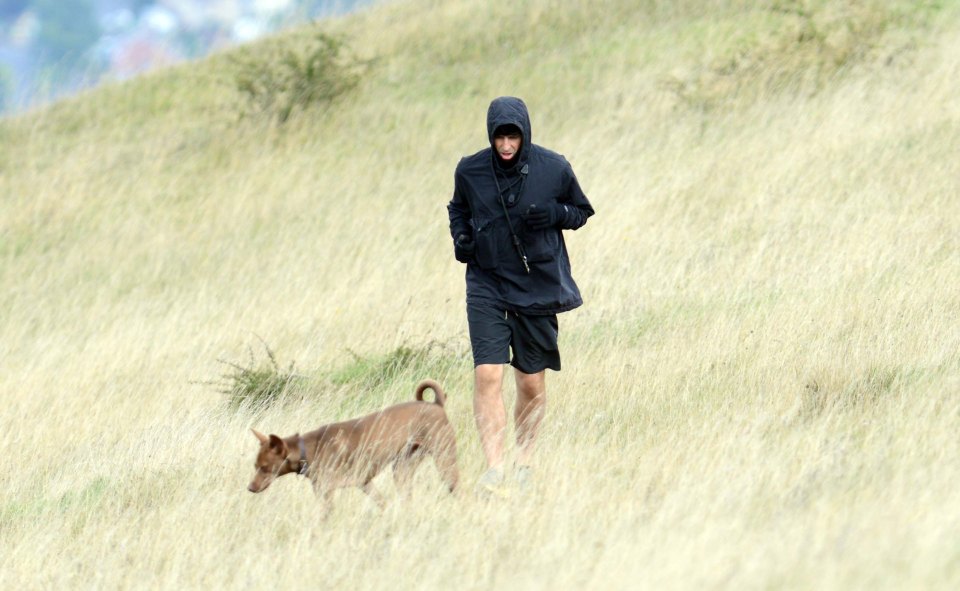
[513,369,546,467]
[473,363,506,470]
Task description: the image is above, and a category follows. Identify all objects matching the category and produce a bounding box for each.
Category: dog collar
[297,436,308,476]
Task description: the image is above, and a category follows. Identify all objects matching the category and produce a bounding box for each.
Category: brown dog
[247,379,458,506]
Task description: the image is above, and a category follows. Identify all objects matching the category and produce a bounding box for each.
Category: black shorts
[467,302,561,374]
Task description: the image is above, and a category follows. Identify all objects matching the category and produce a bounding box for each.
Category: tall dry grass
[1,0,958,588]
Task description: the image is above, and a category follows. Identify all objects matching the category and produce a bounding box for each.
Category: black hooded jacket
[447,97,594,315]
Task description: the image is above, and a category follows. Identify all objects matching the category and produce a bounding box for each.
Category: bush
[329,340,468,392]
[199,338,468,411]
[203,337,306,410]
[230,27,363,123]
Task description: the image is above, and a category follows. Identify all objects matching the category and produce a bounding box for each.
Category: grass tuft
[202,336,307,410]
[329,339,468,392]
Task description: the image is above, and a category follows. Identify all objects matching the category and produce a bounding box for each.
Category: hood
[486,96,532,163]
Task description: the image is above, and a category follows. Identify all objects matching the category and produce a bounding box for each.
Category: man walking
[447,96,594,493]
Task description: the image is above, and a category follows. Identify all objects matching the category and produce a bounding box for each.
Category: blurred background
[0,0,369,115]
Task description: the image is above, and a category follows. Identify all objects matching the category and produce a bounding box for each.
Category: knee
[519,388,545,407]
[474,364,502,391]
[515,372,545,400]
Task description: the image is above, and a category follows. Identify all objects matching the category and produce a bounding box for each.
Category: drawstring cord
[491,162,530,274]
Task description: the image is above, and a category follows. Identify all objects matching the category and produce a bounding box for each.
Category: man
[447,96,594,493]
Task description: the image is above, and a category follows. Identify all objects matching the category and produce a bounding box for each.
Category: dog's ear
[251,429,268,444]
[268,434,288,455]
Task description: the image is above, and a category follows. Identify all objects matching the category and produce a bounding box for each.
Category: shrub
[230,27,363,123]
[199,338,468,411]
[329,340,468,392]
[203,337,306,410]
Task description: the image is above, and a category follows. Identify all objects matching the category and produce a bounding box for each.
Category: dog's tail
[415,379,446,407]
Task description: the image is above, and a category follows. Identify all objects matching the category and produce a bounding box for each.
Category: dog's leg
[428,425,459,493]
[393,445,426,497]
[308,486,333,520]
[362,482,387,510]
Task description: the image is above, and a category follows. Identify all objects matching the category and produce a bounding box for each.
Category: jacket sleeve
[556,161,594,230]
[447,163,473,240]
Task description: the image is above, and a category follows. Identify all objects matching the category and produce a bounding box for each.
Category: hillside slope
[1,0,959,588]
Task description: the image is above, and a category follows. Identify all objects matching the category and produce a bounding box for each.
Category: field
[1,0,958,588]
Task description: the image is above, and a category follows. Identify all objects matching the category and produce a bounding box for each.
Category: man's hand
[454,234,475,263]
[522,203,566,230]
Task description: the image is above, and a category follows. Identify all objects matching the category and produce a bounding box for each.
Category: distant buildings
[0,0,365,113]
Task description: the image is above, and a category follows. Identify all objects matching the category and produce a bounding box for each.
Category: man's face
[494,132,522,162]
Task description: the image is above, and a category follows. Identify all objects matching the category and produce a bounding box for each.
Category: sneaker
[476,467,508,499]
[514,465,533,490]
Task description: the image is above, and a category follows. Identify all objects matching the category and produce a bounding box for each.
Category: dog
[247,379,459,506]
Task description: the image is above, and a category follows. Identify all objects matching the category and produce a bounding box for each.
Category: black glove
[454,234,475,263]
[522,203,566,230]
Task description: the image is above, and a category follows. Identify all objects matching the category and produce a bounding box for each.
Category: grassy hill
[1,0,959,588]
